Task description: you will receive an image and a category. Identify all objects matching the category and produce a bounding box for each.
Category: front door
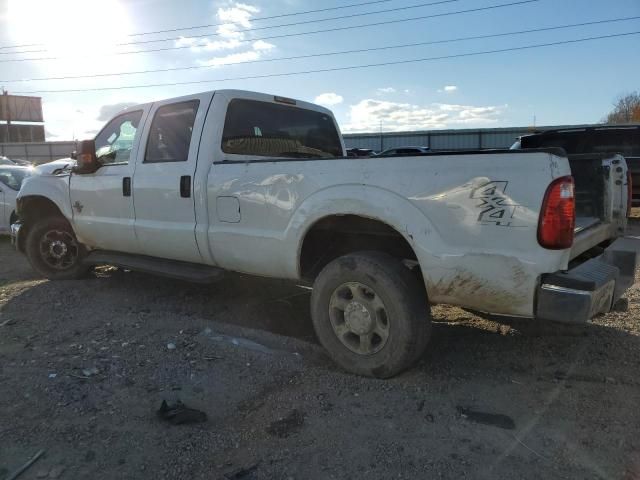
[132,93,212,263]
[70,108,147,253]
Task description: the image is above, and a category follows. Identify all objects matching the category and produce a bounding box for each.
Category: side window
[144,100,199,163]
[94,110,143,165]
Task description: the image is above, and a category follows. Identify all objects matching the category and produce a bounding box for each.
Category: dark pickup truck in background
[512,125,640,207]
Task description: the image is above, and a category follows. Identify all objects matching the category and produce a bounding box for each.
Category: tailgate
[568,154,629,259]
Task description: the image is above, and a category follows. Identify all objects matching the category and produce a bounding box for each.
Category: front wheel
[310,251,432,378]
[25,216,89,280]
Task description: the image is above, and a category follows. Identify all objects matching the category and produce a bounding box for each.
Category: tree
[604,92,640,124]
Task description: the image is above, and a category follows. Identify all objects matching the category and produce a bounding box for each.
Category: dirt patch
[1,236,640,479]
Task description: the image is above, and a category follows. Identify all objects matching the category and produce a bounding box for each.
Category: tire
[310,251,431,378]
[25,216,89,280]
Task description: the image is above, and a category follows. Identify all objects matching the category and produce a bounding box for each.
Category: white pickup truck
[12,90,639,377]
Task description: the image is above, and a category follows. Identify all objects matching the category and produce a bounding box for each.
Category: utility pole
[1,89,10,143]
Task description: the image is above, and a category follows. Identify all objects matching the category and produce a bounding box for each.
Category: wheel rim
[38,229,79,270]
[328,281,390,355]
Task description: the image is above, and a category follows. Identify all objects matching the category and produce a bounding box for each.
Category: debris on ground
[266,409,305,438]
[81,367,99,377]
[166,342,176,350]
[223,464,259,479]
[5,449,45,480]
[156,400,207,425]
[457,406,516,430]
[201,328,275,355]
[48,465,66,478]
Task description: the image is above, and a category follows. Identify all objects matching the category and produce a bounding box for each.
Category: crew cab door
[69,108,148,252]
[132,93,212,263]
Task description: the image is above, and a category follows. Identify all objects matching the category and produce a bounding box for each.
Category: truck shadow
[2,265,639,383]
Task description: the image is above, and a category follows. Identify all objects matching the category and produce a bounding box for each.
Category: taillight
[627,171,633,218]
[538,176,575,249]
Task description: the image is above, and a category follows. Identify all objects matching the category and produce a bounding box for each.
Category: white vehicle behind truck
[12,89,639,377]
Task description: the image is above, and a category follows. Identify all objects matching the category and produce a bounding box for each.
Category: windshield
[0,167,30,191]
[221,99,343,158]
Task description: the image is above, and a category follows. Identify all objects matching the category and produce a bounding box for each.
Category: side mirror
[72,139,99,174]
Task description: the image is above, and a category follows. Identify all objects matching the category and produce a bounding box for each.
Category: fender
[17,174,73,222]
[285,184,443,282]
[285,184,543,317]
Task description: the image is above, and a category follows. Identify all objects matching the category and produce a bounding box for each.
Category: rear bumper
[536,237,639,323]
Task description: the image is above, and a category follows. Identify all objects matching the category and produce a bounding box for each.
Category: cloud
[217,3,259,29]
[97,102,137,121]
[252,40,274,51]
[376,87,396,94]
[439,85,458,93]
[342,99,505,132]
[314,93,344,107]
[198,49,261,67]
[175,3,275,66]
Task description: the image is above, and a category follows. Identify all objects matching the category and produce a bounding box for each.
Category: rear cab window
[221,99,343,159]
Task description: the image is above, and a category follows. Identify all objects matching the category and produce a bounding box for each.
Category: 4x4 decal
[470,181,519,227]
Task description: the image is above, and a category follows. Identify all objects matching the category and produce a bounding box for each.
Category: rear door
[132,92,213,263]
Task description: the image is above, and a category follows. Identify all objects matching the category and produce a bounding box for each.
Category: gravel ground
[1,225,640,480]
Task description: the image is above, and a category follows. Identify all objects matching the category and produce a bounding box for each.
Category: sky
[0,0,638,140]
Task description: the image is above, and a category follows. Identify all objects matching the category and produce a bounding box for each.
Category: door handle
[180,175,191,198]
[123,177,131,197]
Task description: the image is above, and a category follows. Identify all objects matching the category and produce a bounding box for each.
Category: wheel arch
[16,195,71,252]
[299,213,419,280]
[289,185,439,283]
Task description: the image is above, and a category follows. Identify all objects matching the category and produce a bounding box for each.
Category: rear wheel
[310,251,431,378]
[25,217,89,280]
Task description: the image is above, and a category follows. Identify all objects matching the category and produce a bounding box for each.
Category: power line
[12,31,639,94]
[0,0,539,62]
[1,0,464,55]
[120,0,467,48]
[2,16,638,83]
[0,0,397,50]
[0,0,467,55]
